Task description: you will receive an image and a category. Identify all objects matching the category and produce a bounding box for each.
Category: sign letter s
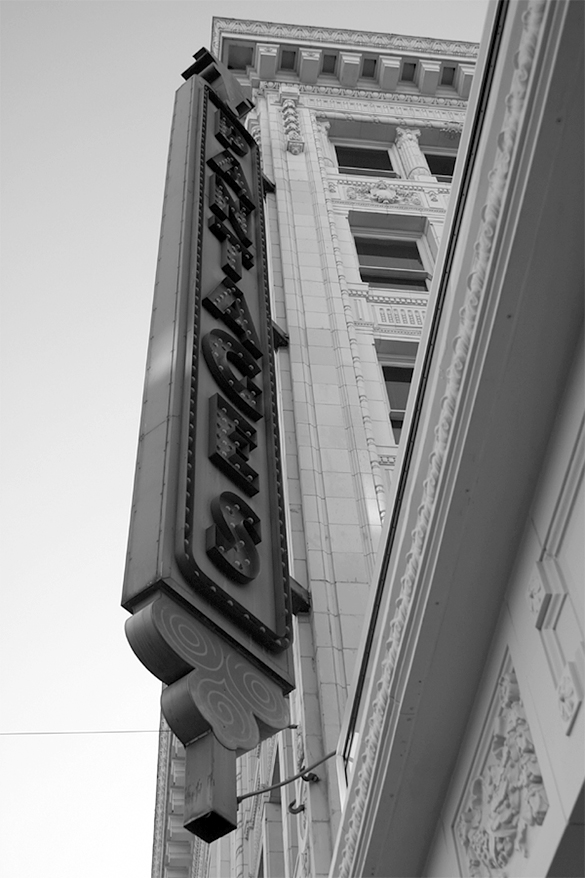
[205,492,261,584]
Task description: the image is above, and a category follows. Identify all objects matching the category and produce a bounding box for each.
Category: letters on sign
[175,89,291,653]
[200,113,263,575]
[123,71,292,671]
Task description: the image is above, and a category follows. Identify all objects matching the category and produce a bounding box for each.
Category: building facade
[144,3,583,877]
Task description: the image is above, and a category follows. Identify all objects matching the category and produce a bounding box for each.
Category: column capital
[394,127,433,180]
[395,126,422,145]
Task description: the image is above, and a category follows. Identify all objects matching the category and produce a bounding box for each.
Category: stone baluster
[395,127,434,180]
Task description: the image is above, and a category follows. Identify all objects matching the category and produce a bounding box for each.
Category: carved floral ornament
[369,182,423,205]
[456,668,549,877]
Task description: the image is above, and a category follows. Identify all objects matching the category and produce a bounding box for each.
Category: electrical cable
[0,729,169,736]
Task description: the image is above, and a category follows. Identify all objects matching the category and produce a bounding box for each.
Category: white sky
[0,2,488,875]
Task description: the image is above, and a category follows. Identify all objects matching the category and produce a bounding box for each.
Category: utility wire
[0,729,171,736]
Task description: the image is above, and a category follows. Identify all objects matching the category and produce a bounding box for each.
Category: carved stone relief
[280,89,304,154]
[441,122,464,138]
[342,179,425,205]
[316,117,336,167]
[455,666,549,877]
[370,181,424,205]
[526,566,550,629]
[300,842,311,878]
[557,658,583,734]
[330,176,448,211]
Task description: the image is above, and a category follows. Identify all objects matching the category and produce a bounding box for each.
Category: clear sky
[0,2,488,875]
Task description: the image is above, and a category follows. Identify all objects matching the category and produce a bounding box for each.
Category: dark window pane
[360,273,428,290]
[383,365,414,443]
[322,54,337,74]
[362,58,377,78]
[441,65,456,86]
[390,415,404,444]
[280,49,296,70]
[355,237,424,270]
[335,147,393,172]
[425,154,456,177]
[383,366,413,409]
[401,61,416,82]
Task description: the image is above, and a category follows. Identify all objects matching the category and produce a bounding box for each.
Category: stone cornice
[211,17,479,59]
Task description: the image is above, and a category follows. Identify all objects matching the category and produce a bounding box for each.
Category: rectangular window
[383,366,414,443]
[425,153,457,181]
[335,146,396,178]
[322,53,337,74]
[354,236,428,290]
[441,64,457,86]
[401,61,417,82]
[280,49,297,71]
[361,57,377,78]
[375,339,418,447]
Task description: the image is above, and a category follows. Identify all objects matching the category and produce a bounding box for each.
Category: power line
[0,729,171,736]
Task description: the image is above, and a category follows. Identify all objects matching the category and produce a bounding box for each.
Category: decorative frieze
[369,182,423,204]
[456,667,549,877]
[258,81,469,110]
[329,176,449,211]
[212,19,479,58]
[344,180,421,204]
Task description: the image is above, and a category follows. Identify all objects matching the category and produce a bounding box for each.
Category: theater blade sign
[122,50,294,842]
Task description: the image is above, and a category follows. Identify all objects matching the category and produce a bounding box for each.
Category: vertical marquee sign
[122,50,294,842]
